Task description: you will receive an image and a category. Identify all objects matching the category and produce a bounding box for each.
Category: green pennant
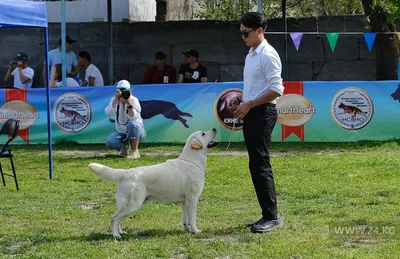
[326,33,339,52]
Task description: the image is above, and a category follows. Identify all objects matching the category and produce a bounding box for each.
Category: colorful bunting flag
[326,33,339,52]
[363,32,376,52]
[290,33,304,51]
[398,32,400,41]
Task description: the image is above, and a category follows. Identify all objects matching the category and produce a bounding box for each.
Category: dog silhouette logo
[53,93,92,133]
[331,87,374,130]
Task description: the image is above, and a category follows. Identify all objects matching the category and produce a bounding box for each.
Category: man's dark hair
[240,12,267,30]
[155,51,166,60]
[78,51,91,62]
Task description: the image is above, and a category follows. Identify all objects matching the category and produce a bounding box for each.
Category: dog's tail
[178,111,193,118]
[88,163,126,182]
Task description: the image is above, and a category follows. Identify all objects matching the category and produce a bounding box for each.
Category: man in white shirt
[229,12,284,234]
[105,80,146,158]
[43,35,80,86]
[78,51,104,86]
[4,53,34,89]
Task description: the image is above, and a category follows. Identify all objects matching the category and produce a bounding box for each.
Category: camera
[118,88,130,99]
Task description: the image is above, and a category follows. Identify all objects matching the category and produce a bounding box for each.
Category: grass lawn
[1,140,400,258]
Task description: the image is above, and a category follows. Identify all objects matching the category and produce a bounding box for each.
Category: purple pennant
[290,33,304,51]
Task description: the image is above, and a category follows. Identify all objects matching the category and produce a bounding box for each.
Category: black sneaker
[246,218,263,227]
[250,218,282,233]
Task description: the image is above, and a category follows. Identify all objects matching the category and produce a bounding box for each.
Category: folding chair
[0,119,20,190]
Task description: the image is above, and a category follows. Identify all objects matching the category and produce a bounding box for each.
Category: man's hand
[8,61,15,67]
[234,101,253,119]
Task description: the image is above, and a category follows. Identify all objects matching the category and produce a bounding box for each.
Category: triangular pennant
[290,32,304,51]
[363,32,376,51]
[398,32,400,41]
[326,33,339,52]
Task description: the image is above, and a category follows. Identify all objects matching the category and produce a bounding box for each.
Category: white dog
[88,128,219,238]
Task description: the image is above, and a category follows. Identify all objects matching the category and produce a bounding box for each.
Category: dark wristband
[127,105,133,109]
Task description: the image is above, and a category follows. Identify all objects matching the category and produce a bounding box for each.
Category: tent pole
[44,28,53,180]
[61,0,66,87]
[108,0,113,85]
[282,0,288,80]
[257,0,262,13]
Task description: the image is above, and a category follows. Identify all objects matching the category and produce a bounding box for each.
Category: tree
[195,0,364,20]
[195,0,400,80]
[362,0,400,80]
[195,0,256,21]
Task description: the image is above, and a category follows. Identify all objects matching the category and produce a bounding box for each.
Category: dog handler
[105,80,146,158]
[229,12,284,233]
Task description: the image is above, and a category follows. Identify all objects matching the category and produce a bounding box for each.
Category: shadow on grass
[78,225,246,242]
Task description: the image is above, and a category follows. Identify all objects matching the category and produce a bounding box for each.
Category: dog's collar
[176,157,204,172]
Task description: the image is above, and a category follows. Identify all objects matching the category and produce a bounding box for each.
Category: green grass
[1,141,400,258]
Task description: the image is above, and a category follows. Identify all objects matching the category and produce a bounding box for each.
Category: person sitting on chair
[105,80,146,158]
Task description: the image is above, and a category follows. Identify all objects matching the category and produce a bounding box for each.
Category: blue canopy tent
[0,0,54,180]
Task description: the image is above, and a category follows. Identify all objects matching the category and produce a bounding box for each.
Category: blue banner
[0,81,400,144]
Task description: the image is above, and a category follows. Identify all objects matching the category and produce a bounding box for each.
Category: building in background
[45,0,200,22]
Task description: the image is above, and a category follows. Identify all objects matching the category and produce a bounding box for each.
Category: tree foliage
[194,0,400,22]
[195,0,365,20]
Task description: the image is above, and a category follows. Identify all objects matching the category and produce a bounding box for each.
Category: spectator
[43,35,79,86]
[105,80,146,158]
[177,49,207,83]
[4,53,34,89]
[78,51,104,86]
[49,64,80,88]
[141,51,177,84]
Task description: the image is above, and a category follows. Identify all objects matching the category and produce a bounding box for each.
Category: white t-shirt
[56,77,80,87]
[11,67,34,89]
[85,64,104,86]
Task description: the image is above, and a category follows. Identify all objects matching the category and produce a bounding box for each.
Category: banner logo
[214,88,243,131]
[0,100,39,143]
[331,87,374,130]
[53,93,92,133]
[278,82,316,141]
[0,89,38,143]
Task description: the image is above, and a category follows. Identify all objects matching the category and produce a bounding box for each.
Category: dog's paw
[191,229,202,234]
[183,224,191,232]
[112,233,122,239]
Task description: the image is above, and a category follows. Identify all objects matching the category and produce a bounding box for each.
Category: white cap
[116,80,131,91]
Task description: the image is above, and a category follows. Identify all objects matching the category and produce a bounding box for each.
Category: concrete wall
[1,15,398,88]
[167,0,200,21]
[46,0,132,23]
[45,0,197,22]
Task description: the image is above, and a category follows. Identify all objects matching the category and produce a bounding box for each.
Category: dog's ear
[190,138,203,150]
[219,95,228,112]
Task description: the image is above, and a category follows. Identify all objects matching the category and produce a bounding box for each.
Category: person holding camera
[105,80,146,158]
[4,53,34,89]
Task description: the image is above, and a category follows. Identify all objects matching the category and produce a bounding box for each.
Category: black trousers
[242,103,278,220]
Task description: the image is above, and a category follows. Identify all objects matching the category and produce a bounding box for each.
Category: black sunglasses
[240,28,257,38]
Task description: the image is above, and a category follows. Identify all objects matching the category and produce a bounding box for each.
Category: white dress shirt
[105,96,144,134]
[242,39,284,104]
